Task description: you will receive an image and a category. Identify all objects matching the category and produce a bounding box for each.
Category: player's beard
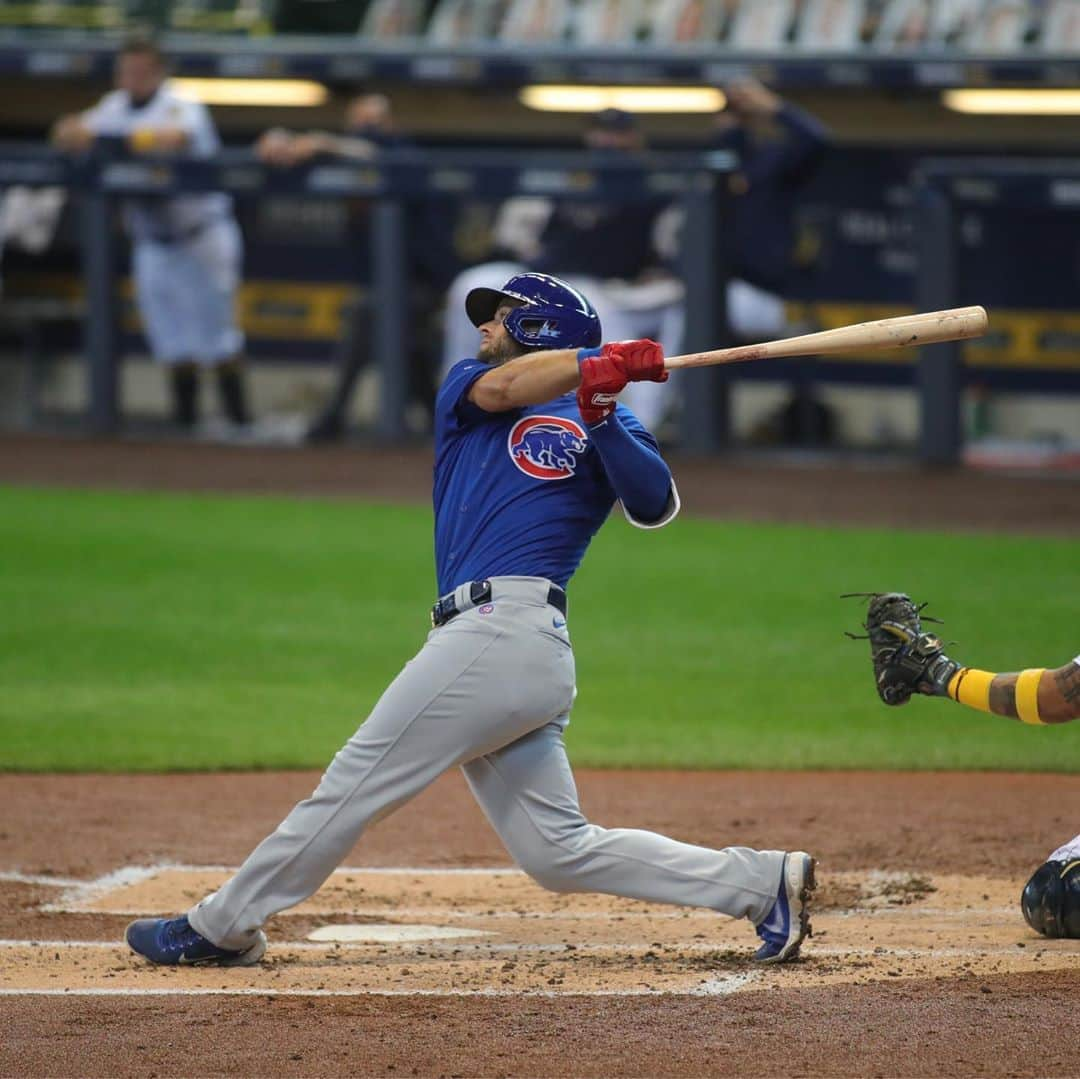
[477,336,528,366]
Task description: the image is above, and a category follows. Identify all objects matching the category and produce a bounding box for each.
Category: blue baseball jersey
[433,359,659,594]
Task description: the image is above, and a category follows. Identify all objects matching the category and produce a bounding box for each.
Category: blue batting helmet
[466,272,602,350]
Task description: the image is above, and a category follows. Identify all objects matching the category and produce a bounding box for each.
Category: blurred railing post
[79,187,119,434]
[914,179,962,467]
[677,172,729,452]
[371,199,408,440]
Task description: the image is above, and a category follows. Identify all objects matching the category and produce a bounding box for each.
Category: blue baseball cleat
[126,915,266,967]
[753,852,817,964]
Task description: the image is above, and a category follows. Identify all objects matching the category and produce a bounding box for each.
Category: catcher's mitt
[845,592,960,706]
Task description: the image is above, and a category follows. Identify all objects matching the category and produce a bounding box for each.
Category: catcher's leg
[462,720,799,937]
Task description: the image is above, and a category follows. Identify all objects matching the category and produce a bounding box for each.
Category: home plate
[306,924,493,943]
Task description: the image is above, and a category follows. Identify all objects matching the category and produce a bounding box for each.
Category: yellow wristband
[1016,668,1047,726]
[129,129,156,152]
[947,668,993,712]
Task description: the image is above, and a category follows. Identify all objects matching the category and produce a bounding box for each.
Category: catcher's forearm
[947,660,1080,725]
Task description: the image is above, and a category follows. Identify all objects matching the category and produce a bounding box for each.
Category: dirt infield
[1,770,1079,1076]
[2,435,1079,1076]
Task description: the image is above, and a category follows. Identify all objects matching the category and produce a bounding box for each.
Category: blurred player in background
[709,77,831,345]
[707,77,832,446]
[442,108,684,433]
[51,35,250,432]
[256,92,406,168]
[258,93,456,441]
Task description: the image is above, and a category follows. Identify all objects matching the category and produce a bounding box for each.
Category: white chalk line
[835,907,1017,919]
[34,907,707,924]
[10,863,521,914]
[0,939,1062,960]
[36,863,683,917]
[23,860,1005,921]
[0,986,734,999]
[4,864,1066,1001]
[0,939,631,955]
[66,906,1020,922]
[38,865,169,913]
[0,871,85,888]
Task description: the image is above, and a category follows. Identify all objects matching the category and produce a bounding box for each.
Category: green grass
[1,484,1077,772]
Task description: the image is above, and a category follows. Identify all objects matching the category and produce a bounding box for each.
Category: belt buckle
[431,596,455,628]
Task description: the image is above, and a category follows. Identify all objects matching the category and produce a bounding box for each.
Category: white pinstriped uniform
[82,82,243,365]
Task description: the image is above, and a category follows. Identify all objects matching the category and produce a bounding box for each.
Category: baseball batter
[51,35,249,431]
[126,272,816,968]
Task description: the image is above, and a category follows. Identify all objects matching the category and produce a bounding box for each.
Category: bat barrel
[663,305,988,371]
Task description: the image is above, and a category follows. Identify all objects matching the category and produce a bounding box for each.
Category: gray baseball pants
[189,577,786,951]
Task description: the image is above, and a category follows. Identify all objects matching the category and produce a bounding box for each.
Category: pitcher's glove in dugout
[845,592,960,705]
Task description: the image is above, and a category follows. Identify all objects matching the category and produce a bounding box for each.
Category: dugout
[0,1,1078,465]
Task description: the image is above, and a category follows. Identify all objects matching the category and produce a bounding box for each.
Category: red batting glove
[603,338,668,383]
[577,349,629,426]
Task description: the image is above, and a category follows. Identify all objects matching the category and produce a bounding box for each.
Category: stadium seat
[357,0,427,39]
[929,0,986,47]
[728,0,796,49]
[870,0,933,48]
[1038,0,1080,52]
[569,0,646,46]
[646,0,727,47]
[0,0,125,30]
[497,0,571,44]
[169,0,272,34]
[425,0,502,45]
[795,0,868,50]
[273,0,368,35]
[965,1,1033,53]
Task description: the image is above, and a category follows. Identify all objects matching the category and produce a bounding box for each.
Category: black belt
[142,216,224,246]
[431,580,567,628]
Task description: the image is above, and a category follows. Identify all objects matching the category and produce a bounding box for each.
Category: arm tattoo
[989,674,1019,719]
[1055,664,1080,705]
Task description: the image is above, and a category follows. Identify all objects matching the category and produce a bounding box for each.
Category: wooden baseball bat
[663,306,988,371]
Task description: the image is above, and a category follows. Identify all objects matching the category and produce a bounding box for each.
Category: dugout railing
[0,143,738,451]
[914,157,1080,465]
[6,144,1079,461]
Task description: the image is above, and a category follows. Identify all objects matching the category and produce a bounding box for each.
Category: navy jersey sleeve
[435,359,510,437]
[595,405,681,529]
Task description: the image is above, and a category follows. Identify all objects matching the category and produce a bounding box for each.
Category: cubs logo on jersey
[508,415,587,481]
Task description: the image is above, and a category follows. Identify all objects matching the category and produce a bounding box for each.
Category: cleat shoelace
[161,918,201,954]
